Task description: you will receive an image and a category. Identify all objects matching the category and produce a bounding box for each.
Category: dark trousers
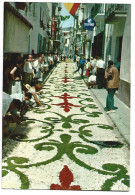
[106,89,116,111]
[54,60,57,66]
[96,68,105,89]
[74,64,84,77]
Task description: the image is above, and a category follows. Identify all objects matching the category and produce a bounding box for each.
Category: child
[85,59,93,77]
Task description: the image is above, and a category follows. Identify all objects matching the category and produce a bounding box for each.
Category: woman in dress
[9,56,24,95]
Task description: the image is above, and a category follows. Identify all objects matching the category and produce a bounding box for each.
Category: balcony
[91,4,105,22]
[105,4,128,24]
[15,2,27,10]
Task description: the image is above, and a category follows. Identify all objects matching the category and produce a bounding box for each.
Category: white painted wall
[120,6,131,82]
[4,10,30,53]
[104,6,130,84]
[24,2,52,54]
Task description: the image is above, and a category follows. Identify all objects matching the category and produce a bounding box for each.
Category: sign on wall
[83,18,96,31]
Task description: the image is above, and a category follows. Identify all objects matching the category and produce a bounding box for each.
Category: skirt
[85,69,90,77]
[9,80,22,95]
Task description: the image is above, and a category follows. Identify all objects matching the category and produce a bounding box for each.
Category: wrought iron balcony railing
[91,4,105,19]
[105,4,128,19]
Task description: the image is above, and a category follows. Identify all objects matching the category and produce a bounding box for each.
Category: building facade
[4,2,33,54]
[4,2,61,55]
[70,3,130,107]
[104,4,130,107]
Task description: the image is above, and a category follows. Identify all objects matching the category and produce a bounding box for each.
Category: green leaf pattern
[2,62,129,190]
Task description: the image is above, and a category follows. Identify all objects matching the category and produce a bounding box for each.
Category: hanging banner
[63,3,81,16]
[83,18,96,31]
[51,17,56,40]
[60,15,70,21]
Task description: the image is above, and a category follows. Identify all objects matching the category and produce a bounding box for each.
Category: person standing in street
[64,55,66,62]
[40,53,45,64]
[105,60,119,114]
[53,53,58,66]
[9,56,24,95]
[74,54,76,62]
[96,56,106,89]
[74,56,86,78]
[48,54,53,69]
[76,55,80,67]
[33,56,43,84]
[23,54,35,86]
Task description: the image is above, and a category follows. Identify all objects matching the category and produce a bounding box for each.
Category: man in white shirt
[33,57,43,84]
[96,57,105,89]
[53,53,57,66]
[40,53,45,64]
[91,57,97,75]
[48,54,53,69]
[23,54,35,86]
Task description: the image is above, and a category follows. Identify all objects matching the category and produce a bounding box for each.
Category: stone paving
[2,62,130,191]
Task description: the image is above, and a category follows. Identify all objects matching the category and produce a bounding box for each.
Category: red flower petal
[50,184,61,190]
[59,165,73,187]
[50,165,81,190]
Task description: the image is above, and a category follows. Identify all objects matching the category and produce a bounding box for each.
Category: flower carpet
[2,62,130,191]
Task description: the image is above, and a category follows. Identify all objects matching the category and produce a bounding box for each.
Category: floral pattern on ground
[2,62,129,191]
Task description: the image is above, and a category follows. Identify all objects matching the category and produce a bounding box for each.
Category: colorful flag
[60,15,70,21]
[63,3,81,16]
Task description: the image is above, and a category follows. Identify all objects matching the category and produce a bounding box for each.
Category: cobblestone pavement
[2,62,130,191]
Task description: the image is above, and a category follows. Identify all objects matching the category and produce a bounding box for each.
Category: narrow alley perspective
[2,61,129,190]
[2,1,131,192]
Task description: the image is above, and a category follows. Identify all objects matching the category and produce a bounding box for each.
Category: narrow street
[2,62,129,191]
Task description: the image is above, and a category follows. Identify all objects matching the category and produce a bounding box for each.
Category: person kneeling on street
[2,92,22,136]
[23,83,45,107]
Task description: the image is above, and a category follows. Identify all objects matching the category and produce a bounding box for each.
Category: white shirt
[96,59,105,69]
[76,56,80,62]
[91,60,97,68]
[88,75,96,82]
[86,62,91,69]
[33,60,42,78]
[44,56,48,63]
[48,56,53,62]
[23,61,34,73]
[91,60,97,75]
